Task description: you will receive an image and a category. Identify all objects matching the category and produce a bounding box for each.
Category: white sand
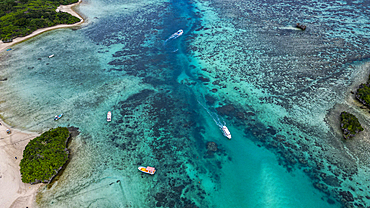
[0,120,41,208]
[0,0,84,53]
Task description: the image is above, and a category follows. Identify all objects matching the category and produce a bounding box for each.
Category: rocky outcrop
[23,127,80,185]
[2,38,13,43]
[340,112,363,139]
[205,95,216,105]
[355,83,370,107]
[207,142,218,152]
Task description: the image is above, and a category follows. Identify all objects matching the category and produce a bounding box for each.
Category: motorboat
[107,111,111,122]
[165,29,183,43]
[54,113,63,121]
[138,166,156,175]
[174,29,183,37]
[49,54,54,58]
[221,126,231,139]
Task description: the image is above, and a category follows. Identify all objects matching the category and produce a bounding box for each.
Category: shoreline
[0,1,84,207]
[0,0,84,53]
[0,119,41,208]
[324,62,370,160]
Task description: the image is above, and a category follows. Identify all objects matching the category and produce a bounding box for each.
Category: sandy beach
[0,120,40,208]
[0,0,84,53]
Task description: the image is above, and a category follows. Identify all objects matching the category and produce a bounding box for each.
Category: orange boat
[138,166,156,175]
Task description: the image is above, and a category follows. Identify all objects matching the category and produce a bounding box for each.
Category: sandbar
[0,0,84,53]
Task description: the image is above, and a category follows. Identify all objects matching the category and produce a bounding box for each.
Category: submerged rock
[207,142,218,152]
[339,191,354,202]
[2,38,13,43]
[198,76,210,82]
[205,95,216,105]
[216,104,235,116]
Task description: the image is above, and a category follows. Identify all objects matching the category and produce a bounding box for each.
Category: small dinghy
[138,166,156,175]
[107,111,111,122]
[54,113,63,121]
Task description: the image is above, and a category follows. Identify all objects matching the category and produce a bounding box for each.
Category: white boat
[175,29,183,37]
[48,54,54,58]
[138,166,156,175]
[107,111,111,122]
[221,126,231,139]
[165,29,183,42]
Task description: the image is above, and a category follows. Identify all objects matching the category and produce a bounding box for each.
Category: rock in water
[340,111,363,139]
[207,142,218,152]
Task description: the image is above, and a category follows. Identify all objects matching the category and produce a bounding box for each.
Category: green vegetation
[340,111,363,140]
[355,74,370,106]
[20,127,70,184]
[0,0,80,42]
[356,83,370,106]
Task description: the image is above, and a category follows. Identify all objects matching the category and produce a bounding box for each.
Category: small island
[355,74,370,107]
[0,0,80,42]
[20,127,70,184]
[340,111,364,139]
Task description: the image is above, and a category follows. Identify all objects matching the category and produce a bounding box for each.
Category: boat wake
[198,100,225,128]
[197,100,231,139]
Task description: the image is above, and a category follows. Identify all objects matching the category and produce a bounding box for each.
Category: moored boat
[107,111,111,122]
[138,166,156,175]
[221,126,231,139]
[54,113,63,121]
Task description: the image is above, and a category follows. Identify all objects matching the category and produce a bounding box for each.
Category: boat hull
[107,111,111,122]
[138,166,156,175]
[221,126,231,139]
[54,114,63,121]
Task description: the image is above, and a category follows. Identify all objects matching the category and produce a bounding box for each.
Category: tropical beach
[0,0,83,53]
[1,0,370,207]
[0,1,84,207]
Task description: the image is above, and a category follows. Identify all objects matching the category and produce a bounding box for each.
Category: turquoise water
[1,0,370,207]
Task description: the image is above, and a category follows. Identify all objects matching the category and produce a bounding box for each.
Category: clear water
[1,0,370,207]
